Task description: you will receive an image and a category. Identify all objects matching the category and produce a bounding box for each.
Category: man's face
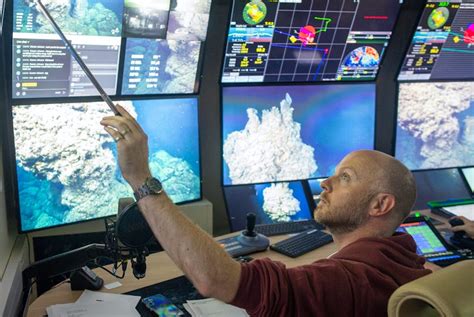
[314,152,376,234]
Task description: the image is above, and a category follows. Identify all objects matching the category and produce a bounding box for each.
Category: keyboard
[254,220,323,237]
[270,229,333,258]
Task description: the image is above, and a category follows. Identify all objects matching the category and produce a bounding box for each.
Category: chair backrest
[388,260,474,317]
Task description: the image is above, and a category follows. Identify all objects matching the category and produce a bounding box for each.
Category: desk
[27,232,338,317]
[27,210,446,317]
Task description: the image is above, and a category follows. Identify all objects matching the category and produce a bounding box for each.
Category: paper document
[442,204,474,220]
[47,290,140,317]
[184,298,249,317]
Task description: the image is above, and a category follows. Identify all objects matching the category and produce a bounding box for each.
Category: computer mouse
[449,218,465,237]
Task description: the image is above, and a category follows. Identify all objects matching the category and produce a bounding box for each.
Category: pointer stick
[33,0,120,116]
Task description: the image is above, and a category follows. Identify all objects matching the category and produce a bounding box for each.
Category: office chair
[387,260,474,317]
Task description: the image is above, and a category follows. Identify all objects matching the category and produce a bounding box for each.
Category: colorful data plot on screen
[398,222,447,255]
[13,98,201,232]
[224,181,313,231]
[222,84,375,185]
[398,0,474,81]
[395,82,474,170]
[12,0,123,98]
[222,0,401,83]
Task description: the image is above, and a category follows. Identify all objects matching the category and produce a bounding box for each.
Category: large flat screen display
[12,0,211,99]
[412,169,471,210]
[224,181,313,231]
[13,97,201,232]
[395,82,474,170]
[221,0,401,83]
[398,0,474,81]
[222,84,376,185]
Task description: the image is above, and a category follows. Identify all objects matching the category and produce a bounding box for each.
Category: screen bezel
[220,81,377,186]
[392,80,474,172]
[5,94,203,234]
[219,0,404,85]
[6,0,213,102]
[222,180,314,232]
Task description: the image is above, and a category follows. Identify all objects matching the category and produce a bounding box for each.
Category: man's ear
[368,193,395,217]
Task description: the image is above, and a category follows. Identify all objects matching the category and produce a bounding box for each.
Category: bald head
[346,150,416,226]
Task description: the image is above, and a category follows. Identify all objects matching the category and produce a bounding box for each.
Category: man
[101,106,431,316]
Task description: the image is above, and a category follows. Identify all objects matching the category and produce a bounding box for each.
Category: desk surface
[27,210,447,317]
[27,232,338,317]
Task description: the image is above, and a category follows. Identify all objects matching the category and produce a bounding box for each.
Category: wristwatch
[133,177,163,201]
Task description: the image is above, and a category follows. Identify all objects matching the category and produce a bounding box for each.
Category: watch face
[146,177,163,193]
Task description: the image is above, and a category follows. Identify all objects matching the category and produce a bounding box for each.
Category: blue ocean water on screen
[222,84,376,184]
[17,98,200,231]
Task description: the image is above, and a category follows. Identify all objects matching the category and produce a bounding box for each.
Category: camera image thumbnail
[123,0,171,39]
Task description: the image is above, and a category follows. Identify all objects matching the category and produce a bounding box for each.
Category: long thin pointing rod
[33,0,120,116]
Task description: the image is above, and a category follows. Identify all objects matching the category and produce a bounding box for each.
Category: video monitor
[121,0,211,95]
[222,84,376,185]
[12,0,123,99]
[412,169,471,210]
[221,0,401,83]
[12,97,201,232]
[398,0,474,81]
[12,0,212,99]
[397,220,448,255]
[224,181,313,232]
[395,82,474,170]
[461,167,474,193]
[306,177,327,206]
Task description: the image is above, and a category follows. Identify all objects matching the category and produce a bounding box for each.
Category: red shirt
[230,233,431,317]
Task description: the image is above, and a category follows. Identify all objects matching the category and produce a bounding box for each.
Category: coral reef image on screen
[396,82,474,170]
[225,181,312,231]
[222,84,375,185]
[167,0,211,41]
[122,38,200,95]
[13,98,200,232]
[14,0,123,36]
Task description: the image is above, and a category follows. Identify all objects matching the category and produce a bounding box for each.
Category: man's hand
[450,216,474,239]
[100,105,151,190]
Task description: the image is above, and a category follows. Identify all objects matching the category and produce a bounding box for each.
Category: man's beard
[314,193,373,235]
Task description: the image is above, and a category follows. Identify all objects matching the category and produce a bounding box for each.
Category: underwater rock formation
[262,183,300,222]
[224,93,317,184]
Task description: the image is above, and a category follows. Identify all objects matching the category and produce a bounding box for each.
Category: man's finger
[451,225,467,232]
[116,104,145,134]
[104,126,125,143]
[100,118,134,136]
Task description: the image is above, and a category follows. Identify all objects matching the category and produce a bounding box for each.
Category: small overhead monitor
[224,181,313,232]
[398,0,474,81]
[222,83,376,185]
[120,0,211,95]
[12,97,201,232]
[412,169,471,210]
[12,0,124,99]
[221,0,402,83]
[461,166,474,194]
[395,81,474,170]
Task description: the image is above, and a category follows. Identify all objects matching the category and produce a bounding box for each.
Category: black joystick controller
[449,218,466,238]
[243,213,257,237]
[237,213,270,250]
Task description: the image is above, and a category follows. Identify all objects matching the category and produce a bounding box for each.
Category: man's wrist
[129,173,152,192]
